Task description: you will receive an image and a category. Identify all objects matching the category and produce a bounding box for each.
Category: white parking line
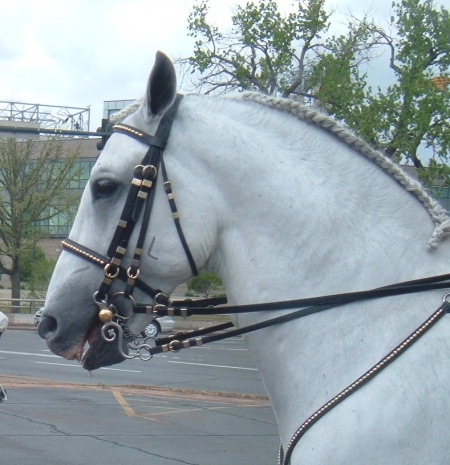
[168,360,258,371]
[0,350,59,358]
[0,350,141,373]
[32,361,141,373]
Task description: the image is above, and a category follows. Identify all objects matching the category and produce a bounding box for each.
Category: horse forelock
[105,92,450,250]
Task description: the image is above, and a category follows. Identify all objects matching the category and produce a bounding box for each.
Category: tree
[187,271,223,299]
[0,137,80,302]
[181,0,450,183]
[182,0,332,97]
[312,0,450,183]
[20,245,56,298]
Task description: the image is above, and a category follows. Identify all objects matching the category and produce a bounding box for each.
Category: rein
[61,94,450,465]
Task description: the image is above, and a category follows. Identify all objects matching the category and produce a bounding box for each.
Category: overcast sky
[0,0,435,130]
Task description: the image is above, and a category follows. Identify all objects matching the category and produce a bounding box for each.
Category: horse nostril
[37,315,58,339]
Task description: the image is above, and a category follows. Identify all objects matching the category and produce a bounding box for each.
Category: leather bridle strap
[61,238,164,300]
[135,271,450,319]
[161,158,199,276]
[96,95,184,302]
[62,94,198,306]
[278,298,450,465]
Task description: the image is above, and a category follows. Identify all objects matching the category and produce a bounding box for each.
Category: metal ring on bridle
[133,164,144,175]
[93,291,109,305]
[111,291,137,308]
[127,267,140,279]
[168,340,181,352]
[142,164,157,178]
[155,292,170,305]
[104,263,120,279]
[136,344,154,361]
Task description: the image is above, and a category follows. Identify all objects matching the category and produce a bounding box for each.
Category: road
[0,328,267,395]
[0,328,280,465]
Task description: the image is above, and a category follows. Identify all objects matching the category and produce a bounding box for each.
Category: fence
[0,298,45,314]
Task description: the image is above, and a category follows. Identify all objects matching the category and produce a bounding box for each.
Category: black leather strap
[61,238,164,300]
[161,158,199,276]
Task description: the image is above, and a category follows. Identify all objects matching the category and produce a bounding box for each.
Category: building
[103,99,136,120]
[0,101,98,275]
[0,100,141,267]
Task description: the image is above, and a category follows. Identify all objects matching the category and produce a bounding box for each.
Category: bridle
[63,94,198,321]
[61,94,450,465]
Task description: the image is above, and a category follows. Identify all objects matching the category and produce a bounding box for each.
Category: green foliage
[185,0,330,96]
[187,270,223,299]
[182,0,450,184]
[20,246,56,297]
[0,137,80,299]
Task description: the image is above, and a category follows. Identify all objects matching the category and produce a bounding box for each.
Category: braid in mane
[109,99,143,123]
[241,92,450,250]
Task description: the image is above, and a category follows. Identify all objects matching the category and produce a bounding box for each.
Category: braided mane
[245,93,450,249]
[109,93,450,250]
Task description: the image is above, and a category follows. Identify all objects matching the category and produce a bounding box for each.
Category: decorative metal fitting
[104,263,120,279]
[93,292,115,323]
[155,292,170,305]
[99,308,114,323]
[168,340,181,353]
[127,267,140,280]
[153,304,167,316]
[142,164,157,178]
[133,165,144,175]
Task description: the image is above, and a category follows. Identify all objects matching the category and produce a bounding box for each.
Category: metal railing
[0,298,45,314]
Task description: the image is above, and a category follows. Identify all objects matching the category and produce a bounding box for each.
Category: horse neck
[200,99,445,302]
[191,96,450,444]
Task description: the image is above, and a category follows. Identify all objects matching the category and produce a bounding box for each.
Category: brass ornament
[98,308,114,323]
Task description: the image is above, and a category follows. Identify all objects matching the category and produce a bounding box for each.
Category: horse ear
[145,51,177,117]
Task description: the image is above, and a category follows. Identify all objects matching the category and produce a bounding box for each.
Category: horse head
[38,52,218,370]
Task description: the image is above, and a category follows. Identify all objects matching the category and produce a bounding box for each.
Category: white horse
[39,51,450,464]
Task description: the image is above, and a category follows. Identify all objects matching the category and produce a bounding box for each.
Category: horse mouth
[80,321,128,371]
[43,320,128,371]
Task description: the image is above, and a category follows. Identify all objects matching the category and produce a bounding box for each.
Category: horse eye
[92,179,119,199]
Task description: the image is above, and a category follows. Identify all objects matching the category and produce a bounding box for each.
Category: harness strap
[278,298,450,465]
[61,232,450,320]
[161,158,199,276]
[61,238,166,301]
[130,272,450,318]
[99,95,184,301]
[64,95,200,309]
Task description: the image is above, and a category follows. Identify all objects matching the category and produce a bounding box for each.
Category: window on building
[31,159,95,236]
[34,206,78,237]
[431,186,450,210]
[69,160,96,189]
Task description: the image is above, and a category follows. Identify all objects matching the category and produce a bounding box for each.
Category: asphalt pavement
[0,327,280,465]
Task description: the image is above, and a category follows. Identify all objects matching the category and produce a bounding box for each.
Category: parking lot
[0,329,279,465]
[0,376,278,465]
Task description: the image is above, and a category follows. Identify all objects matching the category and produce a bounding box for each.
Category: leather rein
[61,94,450,465]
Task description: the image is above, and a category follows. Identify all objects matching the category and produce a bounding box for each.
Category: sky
[0,0,432,131]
